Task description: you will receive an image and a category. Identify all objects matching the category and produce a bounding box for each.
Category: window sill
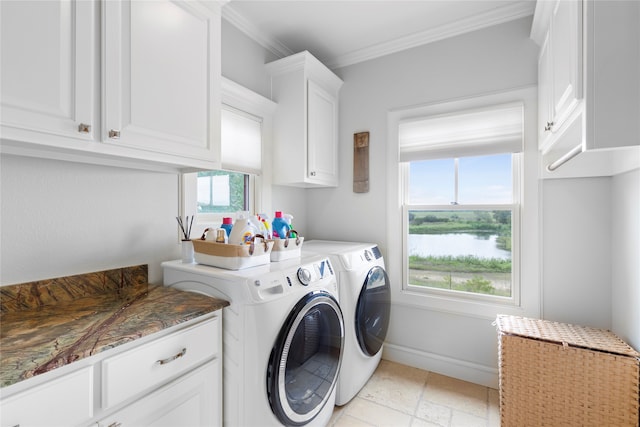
[392,286,530,320]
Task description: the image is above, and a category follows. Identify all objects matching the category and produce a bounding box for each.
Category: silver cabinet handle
[309,171,316,177]
[78,123,91,133]
[544,121,554,132]
[108,423,122,427]
[156,348,187,365]
[108,129,120,139]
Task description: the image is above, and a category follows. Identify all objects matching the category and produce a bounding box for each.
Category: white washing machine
[302,241,391,406]
[162,256,344,427]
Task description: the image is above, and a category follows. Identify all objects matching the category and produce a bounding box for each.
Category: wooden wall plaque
[353,131,369,193]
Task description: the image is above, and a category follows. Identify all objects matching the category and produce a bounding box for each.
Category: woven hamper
[496,315,640,427]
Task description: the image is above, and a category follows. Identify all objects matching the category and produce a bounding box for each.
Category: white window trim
[181,77,277,240]
[386,86,541,319]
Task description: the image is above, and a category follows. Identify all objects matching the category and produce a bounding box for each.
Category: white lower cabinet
[0,315,221,427]
[0,367,94,427]
[95,360,218,427]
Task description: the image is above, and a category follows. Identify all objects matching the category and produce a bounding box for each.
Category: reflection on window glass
[409,159,454,204]
[407,209,512,297]
[197,170,247,214]
[459,154,512,204]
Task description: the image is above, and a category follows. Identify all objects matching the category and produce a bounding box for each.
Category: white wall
[0,155,179,284]
[306,17,539,387]
[541,177,612,328]
[611,168,640,349]
[221,19,276,99]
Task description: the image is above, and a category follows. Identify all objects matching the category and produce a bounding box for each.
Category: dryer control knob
[297,268,312,286]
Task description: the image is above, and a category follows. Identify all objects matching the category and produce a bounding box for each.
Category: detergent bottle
[228,211,259,245]
[272,211,290,239]
[220,217,233,237]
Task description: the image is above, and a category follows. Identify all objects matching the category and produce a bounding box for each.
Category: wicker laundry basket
[496,315,640,427]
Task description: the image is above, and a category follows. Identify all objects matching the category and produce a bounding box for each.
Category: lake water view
[408,233,511,260]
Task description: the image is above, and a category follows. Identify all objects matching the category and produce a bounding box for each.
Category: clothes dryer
[302,241,391,406]
[162,256,344,427]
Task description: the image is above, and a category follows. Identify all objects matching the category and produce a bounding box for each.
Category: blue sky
[409,154,512,205]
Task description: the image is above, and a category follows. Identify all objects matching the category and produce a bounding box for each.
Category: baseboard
[382,343,499,389]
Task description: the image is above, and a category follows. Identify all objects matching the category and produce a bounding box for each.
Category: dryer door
[355,266,391,357]
[267,291,344,426]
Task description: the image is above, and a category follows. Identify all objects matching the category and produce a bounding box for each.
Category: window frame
[386,86,540,319]
[401,152,521,306]
[181,78,277,240]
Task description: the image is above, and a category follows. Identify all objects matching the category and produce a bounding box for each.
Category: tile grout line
[409,370,431,426]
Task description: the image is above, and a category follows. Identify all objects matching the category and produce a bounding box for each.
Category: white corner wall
[611,168,640,349]
[541,177,612,329]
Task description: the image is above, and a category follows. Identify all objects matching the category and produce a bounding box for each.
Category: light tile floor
[328,360,500,427]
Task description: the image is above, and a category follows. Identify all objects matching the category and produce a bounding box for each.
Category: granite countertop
[0,264,228,388]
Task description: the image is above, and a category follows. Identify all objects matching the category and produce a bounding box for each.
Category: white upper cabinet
[102,0,220,163]
[0,0,97,142]
[532,0,640,178]
[535,0,583,151]
[266,51,343,187]
[0,0,222,172]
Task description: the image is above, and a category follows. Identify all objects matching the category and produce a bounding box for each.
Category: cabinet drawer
[101,316,219,409]
[97,360,219,427]
[0,367,93,427]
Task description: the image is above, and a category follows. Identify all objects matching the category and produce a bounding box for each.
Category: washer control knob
[297,268,312,286]
[364,250,373,261]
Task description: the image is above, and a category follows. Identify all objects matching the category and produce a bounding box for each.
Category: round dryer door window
[355,266,391,357]
[267,291,344,426]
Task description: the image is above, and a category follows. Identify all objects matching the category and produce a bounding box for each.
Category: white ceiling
[222,0,537,70]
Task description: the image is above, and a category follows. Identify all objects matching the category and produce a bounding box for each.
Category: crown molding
[326,1,535,69]
[222,4,293,59]
[223,1,534,70]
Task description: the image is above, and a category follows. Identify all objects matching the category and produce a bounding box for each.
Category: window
[405,153,517,299]
[182,78,276,237]
[196,170,248,214]
[386,86,539,318]
[399,101,523,303]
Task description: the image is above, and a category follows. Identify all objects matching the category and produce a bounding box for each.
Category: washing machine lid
[355,265,391,357]
[267,290,344,426]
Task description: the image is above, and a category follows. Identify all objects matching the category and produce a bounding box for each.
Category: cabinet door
[0,0,96,141]
[103,0,220,161]
[537,32,553,149]
[0,367,93,427]
[307,80,338,186]
[97,360,219,427]
[549,0,582,128]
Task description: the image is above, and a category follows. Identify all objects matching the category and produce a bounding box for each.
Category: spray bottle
[283,213,295,238]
